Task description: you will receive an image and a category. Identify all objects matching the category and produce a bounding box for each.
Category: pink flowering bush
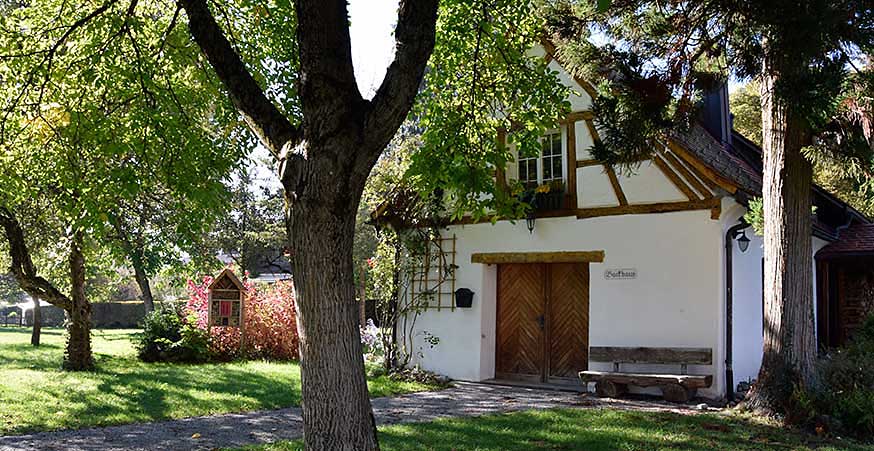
[186,273,300,361]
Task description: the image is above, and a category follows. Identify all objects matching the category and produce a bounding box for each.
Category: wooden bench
[579,346,713,403]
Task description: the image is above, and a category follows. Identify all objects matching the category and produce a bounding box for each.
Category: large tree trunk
[743,56,816,416]
[180,0,436,447]
[31,295,41,346]
[287,150,379,450]
[130,251,155,313]
[64,232,93,371]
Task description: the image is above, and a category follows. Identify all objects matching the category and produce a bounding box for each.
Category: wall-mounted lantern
[526,211,536,234]
[736,230,751,253]
[454,288,474,308]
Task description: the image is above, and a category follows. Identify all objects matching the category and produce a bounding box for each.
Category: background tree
[0,0,243,369]
[543,0,874,416]
[208,164,288,278]
[732,79,874,218]
[4,0,572,446]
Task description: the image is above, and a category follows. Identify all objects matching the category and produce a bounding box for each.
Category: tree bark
[743,52,816,416]
[31,295,41,346]
[289,164,379,450]
[63,231,94,371]
[130,251,155,313]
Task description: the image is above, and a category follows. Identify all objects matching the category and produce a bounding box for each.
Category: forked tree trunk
[743,58,816,416]
[287,154,379,451]
[64,232,94,371]
[31,295,41,346]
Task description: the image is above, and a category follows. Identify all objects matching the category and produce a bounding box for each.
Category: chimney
[700,84,732,146]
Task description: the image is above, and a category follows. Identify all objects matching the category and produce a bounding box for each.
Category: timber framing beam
[576,197,721,220]
[661,151,713,199]
[562,110,594,124]
[652,155,700,201]
[565,119,578,208]
[605,166,628,206]
[576,159,601,168]
[472,250,605,264]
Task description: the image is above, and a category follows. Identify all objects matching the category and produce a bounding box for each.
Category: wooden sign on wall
[208,268,245,327]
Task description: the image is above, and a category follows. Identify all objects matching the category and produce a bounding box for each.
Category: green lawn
[233,408,872,451]
[0,327,438,435]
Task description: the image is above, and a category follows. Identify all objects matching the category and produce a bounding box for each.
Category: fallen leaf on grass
[701,423,730,433]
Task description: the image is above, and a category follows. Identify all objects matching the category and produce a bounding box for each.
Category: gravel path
[0,382,708,451]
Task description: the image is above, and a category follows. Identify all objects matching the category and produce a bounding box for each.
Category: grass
[231,408,873,451]
[0,327,439,435]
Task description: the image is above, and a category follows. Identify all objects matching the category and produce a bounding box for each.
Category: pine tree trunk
[31,296,41,346]
[131,253,155,313]
[288,162,379,451]
[64,232,94,371]
[743,57,816,416]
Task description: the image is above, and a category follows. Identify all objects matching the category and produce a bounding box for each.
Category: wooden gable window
[541,132,563,183]
[515,131,565,188]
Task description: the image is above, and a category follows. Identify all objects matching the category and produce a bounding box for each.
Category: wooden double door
[495,263,590,384]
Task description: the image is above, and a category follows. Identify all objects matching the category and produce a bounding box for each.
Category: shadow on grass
[231,407,870,451]
[4,361,301,435]
[372,409,871,451]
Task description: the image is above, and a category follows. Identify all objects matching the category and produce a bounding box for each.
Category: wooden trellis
[409,234,457,311]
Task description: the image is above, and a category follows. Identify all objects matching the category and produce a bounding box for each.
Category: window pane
[543,157,552,180]
[553,157,562,180]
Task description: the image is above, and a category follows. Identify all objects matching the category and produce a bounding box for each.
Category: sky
[349,0,401,98]
[251,0,399,190]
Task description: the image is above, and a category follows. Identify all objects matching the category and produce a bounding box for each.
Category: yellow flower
[534,184,550,194]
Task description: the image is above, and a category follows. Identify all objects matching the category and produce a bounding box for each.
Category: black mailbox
[454,288,474,308]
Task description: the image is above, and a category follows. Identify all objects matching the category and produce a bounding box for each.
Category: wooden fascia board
[665,139,738,194]
[472,250,605,264]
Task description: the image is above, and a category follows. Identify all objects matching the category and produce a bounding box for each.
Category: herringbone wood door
[547,263,589,382]
[496,264,545,381]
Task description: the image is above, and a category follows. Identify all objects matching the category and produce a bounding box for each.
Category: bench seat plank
[579,370,712,389]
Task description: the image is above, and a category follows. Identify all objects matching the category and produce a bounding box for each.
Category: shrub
[136,304,210,363]
[186,274,299,361]
[807,315,874,437]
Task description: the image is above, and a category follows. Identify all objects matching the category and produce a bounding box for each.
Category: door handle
[536,314,545,330]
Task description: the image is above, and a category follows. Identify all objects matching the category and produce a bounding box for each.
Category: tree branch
[364,0,438,154]
[179,0,300,156]
[0,207,72,311]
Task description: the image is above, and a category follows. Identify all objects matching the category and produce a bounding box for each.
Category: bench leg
[661,384,696,403]
[595,381,628,398]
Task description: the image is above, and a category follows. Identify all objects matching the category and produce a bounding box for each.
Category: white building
[379,45,870,401]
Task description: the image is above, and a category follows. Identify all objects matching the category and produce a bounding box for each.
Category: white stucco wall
[726,199,832,390]
[407,208,727,399]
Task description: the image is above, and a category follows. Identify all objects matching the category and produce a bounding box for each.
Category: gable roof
[817,224,874,258]
[669,123,870,240]
[208,268,244,290]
